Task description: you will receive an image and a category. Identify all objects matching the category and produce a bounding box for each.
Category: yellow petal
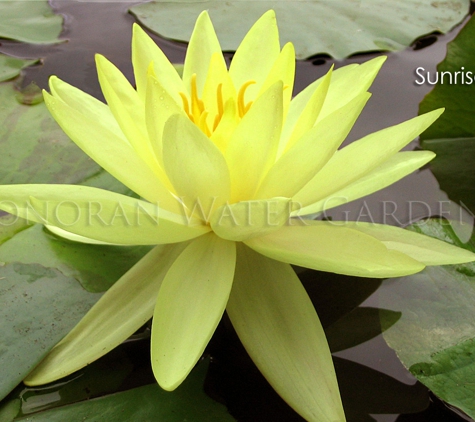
[245,222,425,278]
[48,76,125,142]
[294,109,444,208]
[226,81,283,202]
[227,244,346,422]
[202,52,237,130]
[162,114,231,215]
[0,184,208,245]
[43,90,179,211]
[25,243,188,386]
[297,151,436,215]
[182,11,224,97]
[132,23,186,103]
[317,56,386,123]
[257,42,295,112]
[151,233,236,390]
[210,97,239,153]
[256,92,370,200]
[229,10,280,100]
[343,221,475,265]
[145,72,183,169]
[95,54,160,174]
[285,56,385,135]
[210,197,293,241]
[279,65,332,154]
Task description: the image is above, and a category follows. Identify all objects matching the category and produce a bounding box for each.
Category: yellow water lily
[1,10,474,422]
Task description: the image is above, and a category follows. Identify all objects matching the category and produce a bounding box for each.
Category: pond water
[0,2,473,421]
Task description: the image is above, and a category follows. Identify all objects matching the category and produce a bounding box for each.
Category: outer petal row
[294,109,444,208]
[245,222,425,277]
[246,220,475,278]
[25,243,189,385]
[297,151,436,215]
[0,185,208,245]
[43,85,180,213]
[227,244,346,422]
[151,233,236,390]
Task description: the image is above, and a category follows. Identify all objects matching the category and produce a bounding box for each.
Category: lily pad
[0,261,101,402]
[418,15,475,212]
[379,218,475,419]
[0,78,142,402]
[0,1,63,44]
[12,359,234,422]
[419,14,475,141]
[129,0,469,59]
[0,54,38,82]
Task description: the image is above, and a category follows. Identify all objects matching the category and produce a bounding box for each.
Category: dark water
[0,2,473,421]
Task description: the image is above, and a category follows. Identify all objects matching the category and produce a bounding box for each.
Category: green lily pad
[379,218,475,418]
[129,0,469,59]
[0,81,99,185]
[0,1,63,44]
[419,14,475,141]
[325,307,401,353]
[12,359,234,422]
[418,15,475,212]
[421,137,475,212]
[0,261,101,402]
[0,54,38,82]
[0,77,144,402]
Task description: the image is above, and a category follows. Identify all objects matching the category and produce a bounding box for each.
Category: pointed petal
[0,185,208,245]
[96,54,159,172]
[279,65,332,154]
[257,42,295,111]
[182,11,224,96]
[151,233,236,390]
[297,151,436,215]
[24,243,188,386]
[46,225,113,245]
[43,90,179,212]
[145,72,183,169]
[202,52,237,131]
[343,221,475,265]
[229,10,280,99]
[227,245,346,422]
[132,23,186,103]
[317,56,386,122]
[210,197,293,241]
[284,57,385,137]
[162,114,231,213]
[256,92,370,200]
[226,82,283,202]
[210,97,239,153]
[294,109,444,207]
[245,222,425,278]
[48,76,124,141]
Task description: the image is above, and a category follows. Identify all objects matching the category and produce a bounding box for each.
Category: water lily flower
[0,10,474,422]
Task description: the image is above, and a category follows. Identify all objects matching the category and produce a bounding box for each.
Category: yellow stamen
[179,92,192,120]
[213,84,224,131]
[237,80,256,118]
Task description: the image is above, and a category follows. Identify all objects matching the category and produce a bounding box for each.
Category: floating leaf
[0,261,101,402]
[0,1,63,44]
[421,137,475,212]
[0,54,38,82]
[0,78,142,402]
[130,0,469,59]
[418,15,475,212]
[325,307,400,353]
[12,359,234,422]
[379,218,475,419]
[419,14,475,140]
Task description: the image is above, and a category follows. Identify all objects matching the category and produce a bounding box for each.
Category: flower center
[179,74,256,137]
